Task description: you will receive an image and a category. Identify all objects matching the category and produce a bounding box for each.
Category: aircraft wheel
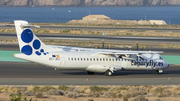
[156,70,160,74]
[87,71,94,75]
[156,70,163,74]
[105,70,112,76]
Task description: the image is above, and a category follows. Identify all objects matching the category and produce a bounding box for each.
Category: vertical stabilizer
[14,20,52,56]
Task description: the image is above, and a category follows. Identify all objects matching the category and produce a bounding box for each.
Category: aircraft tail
[14,20,51,56]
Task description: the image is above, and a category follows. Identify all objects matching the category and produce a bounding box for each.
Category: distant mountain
[1,0,180,6]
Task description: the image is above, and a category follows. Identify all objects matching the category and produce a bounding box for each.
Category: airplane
[13,20,169,76]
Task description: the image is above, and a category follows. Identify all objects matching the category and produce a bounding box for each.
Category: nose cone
[164,61,169,69]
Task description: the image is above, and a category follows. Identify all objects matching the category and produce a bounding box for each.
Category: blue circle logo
[33,39,41,50]
[21,29,34,43]
[21,45,33,55]
[40,49,44,52]
[35,51,41,56]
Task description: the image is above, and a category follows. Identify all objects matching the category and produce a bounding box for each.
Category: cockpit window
[159,56,163,60]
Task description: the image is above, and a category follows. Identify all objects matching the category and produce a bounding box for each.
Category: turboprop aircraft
[14,20,169,76]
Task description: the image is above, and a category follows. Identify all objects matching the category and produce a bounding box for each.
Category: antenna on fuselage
[102,39,104,49]
[136,42,139,51]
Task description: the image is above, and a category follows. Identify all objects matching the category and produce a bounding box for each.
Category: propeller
[139,56,145,61]
[136,41,139,69]
[137,55,140,69]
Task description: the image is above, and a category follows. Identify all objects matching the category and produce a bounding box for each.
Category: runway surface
[1,33,180,43]
[0,62,179,85]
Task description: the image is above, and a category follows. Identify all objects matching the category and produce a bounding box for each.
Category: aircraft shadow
[62,70,180,76]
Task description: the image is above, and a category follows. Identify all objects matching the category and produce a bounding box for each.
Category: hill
[1,0,180,6]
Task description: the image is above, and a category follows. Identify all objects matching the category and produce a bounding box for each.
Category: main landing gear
[156,70,163,74]
[105,69,113,76]
[87,71,94,75]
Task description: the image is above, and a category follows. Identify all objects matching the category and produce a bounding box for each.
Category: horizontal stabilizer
[4,24,40,28]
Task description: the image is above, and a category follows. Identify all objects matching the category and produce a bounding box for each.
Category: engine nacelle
[85,64,122,73]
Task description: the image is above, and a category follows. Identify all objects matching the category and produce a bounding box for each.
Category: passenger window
[87,58,89,61]
[103,58,105,61]
[109,59,111,61]
[81,58,82,61]
[90,58,92,61]
[100,58,102,61]
[112,59,114,61]
[106,58,108,61]
[94,58,95,61]
[68,58,70,61]
[84,58,86,61]
[97,58,98,61]
[74,58,76,61]
[77,58,79,61]
[71,58,73,61]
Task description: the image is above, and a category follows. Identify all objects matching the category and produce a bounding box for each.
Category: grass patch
[126,33,132,35]
[35,93,44,98]
[32,86,40,92]
[154,87,164,94]
[32,85,53,92]
[40,85,54,92]
[62,29,70,33]
[117,86,128,90]
[90,86,106,93]
[9,93,32,101]
[43,29,50,33]
[87,99,94,101]
[58,85,69,91]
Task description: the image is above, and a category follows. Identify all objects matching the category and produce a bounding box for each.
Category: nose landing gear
[156,70,163,74]
[87,71,94,75]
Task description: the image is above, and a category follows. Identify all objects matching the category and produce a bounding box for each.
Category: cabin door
[60,57,65,66]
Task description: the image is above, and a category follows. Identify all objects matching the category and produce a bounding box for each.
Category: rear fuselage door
[60,57,65,66]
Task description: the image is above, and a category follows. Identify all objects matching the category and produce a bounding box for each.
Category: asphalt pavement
[1,33,180,43]
[0,62,179,85]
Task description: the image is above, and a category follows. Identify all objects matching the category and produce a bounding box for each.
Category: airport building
[68,14,167,25]
[82,15,111,21]
[138,20,167,25]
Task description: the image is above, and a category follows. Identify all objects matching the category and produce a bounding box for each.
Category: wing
[99,50,163,55]
[98,50,163,60]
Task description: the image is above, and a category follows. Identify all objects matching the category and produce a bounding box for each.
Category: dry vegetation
[0,85,180,101]
[1,27,180,37]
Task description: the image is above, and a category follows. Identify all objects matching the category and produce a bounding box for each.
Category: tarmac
[1,33,180,43]
[0,62,179,85]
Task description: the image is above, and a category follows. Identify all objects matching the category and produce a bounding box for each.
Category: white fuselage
[15,47,169,73]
